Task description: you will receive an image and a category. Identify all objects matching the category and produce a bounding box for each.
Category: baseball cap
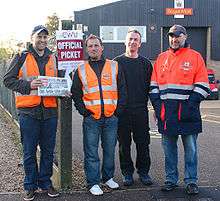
[167,24,187,37]
[31,25,49,35]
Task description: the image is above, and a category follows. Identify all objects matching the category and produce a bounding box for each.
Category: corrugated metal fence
[0,60,18,120]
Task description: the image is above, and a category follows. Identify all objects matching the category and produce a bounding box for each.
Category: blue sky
[0,0,120,41]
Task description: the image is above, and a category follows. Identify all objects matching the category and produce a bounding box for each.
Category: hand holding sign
[31,78,48,89]
[38,76,69,97]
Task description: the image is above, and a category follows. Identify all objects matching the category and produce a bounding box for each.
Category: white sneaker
[89,185,103,196]
[105,178,119,189]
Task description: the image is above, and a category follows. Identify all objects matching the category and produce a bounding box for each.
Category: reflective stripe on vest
[78,59,118,119]
[84,99,117,106]
[160,94,190,100]
[15,53,57,108]
[80,61,117,94]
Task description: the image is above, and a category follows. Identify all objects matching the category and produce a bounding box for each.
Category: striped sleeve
[149,60,162,118]
[190,53,210,102]
[149,61,160,101]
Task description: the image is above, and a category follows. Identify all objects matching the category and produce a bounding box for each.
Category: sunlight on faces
[86,38,104,61]
[125,32,141,54]
[169,33,187,50]
[31,31,48,52]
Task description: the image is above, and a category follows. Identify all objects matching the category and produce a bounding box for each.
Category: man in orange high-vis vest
[150,25,210,195]
[4,25,59,200]
[71,34,127,195]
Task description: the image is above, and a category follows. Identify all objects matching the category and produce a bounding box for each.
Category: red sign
[57,39,83,61]
[165,8,193,16]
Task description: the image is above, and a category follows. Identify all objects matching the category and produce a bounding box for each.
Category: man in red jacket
[150,25,209,195]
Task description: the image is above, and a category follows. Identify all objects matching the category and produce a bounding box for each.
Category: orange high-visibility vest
[78,59,118,119]
[15,53,57,108]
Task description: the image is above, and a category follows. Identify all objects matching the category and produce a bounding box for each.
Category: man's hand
[30,78,48,89]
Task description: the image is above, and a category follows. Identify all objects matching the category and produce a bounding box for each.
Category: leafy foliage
[0,47,13,61]
[45,13,59,52]
[45,13,59,36]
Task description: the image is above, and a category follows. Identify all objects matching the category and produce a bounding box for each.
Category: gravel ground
[0,106,86,192]
[71,155,86,190]
[0,107,24,192]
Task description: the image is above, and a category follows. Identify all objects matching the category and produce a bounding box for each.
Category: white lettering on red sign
[57,39,83,61]
[60,51,81,59]
[57,41,83,49]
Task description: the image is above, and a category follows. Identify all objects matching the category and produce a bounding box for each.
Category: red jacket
[150,47,210,135]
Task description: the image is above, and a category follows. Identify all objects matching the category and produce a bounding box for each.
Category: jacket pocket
[179,69,194,84]
[179,101,200,122]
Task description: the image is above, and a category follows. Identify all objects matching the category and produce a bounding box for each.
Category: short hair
[127,28,142,39]
[85,34,103,46]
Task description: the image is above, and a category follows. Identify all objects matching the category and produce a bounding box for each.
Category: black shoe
[186,183,199,195]
[139,174,153,186]
[123,175,134,186]
[161,182,177,191]
[23,190,35,201]
[47,186,59,198]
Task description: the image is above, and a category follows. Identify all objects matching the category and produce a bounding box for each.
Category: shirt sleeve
[114,62,127,117]
[149,59,162,119]
[3,53,31,94]
[146,59,153,95]
[71,69,93,117]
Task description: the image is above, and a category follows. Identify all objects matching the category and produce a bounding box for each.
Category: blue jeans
[83,115,118,187]
[19,114,57,190]
[162,134,198,185]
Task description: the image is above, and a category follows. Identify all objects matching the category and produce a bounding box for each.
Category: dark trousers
[19,114,57,190]
[118,108,151,176]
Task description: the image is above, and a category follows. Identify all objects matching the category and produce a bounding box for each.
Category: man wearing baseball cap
[31,25,49,35]
[4,25,59,200]
[150,24,209,195]
[167,24,187,36]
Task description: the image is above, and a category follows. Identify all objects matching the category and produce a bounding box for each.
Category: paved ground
[0,100,220,201]
[72,100,220,188]
[0,186,219,201]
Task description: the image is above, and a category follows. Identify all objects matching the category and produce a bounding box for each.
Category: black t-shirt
[114,54,152,109]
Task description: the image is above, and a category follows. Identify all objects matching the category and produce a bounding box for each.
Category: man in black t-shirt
[114,29,153,186]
